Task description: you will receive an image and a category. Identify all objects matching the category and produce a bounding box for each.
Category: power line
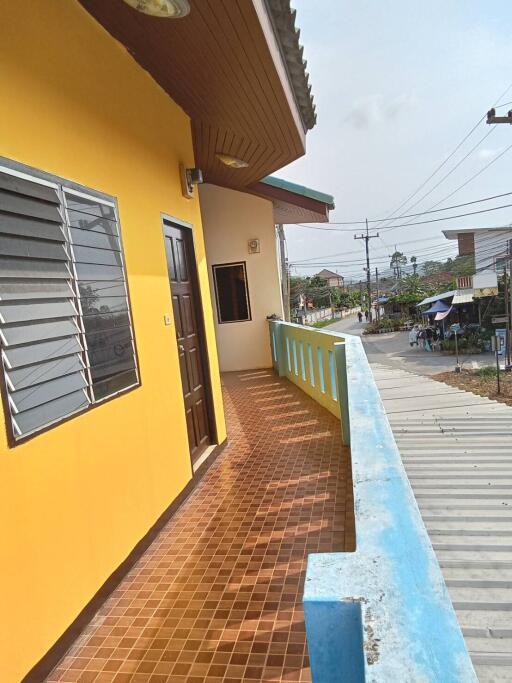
[295,190,512,227]
[293,199,512,233]
[291,233,445,265]
[369,80,512,231]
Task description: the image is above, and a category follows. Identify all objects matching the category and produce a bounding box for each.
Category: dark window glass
[213,262,251,323]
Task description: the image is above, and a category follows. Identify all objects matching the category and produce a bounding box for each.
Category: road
[328,315,494,376]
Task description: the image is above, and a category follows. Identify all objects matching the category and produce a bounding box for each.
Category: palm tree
[410,255,417,275]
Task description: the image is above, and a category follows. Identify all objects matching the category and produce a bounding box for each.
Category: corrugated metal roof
[372,364,512,682]
[417,290,456,307]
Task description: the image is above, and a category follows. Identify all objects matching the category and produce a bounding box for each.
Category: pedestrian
[357,311,363,323]
[364,310,369,322]
[409,324,419,347]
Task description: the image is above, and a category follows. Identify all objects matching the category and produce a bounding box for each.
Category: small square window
[212,262,251,324]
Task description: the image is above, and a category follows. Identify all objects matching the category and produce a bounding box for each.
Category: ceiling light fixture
[122,0,190,18]
[216,154,249,169]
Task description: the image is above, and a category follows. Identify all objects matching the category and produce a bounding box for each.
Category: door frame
[161,214,218,461]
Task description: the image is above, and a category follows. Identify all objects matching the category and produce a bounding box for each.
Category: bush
[476,366,498,378]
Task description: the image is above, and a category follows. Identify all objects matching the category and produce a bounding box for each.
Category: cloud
[343,93,416,129]
[477,147,501,160]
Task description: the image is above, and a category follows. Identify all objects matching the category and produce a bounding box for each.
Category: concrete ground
[327,315,495,376]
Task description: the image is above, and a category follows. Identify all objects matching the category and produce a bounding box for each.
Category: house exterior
[443,226,512,296]
[200,176,334,372]
[316,268,344,288]
[0,1,319,679]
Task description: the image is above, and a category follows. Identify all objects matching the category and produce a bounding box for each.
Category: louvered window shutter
[0,169,138,440]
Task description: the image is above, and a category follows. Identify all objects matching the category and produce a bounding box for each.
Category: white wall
[475,229,512,271]
[199,183,284,372]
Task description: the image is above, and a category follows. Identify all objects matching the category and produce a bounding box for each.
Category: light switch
[164,314,172,326]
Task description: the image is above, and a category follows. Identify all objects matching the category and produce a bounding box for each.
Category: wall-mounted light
[216,154,249,169]
[122,0,190,18]
[180,164,203,199]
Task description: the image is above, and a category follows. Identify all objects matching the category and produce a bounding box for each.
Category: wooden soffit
[249,180,333,224]
[79,0,308,190]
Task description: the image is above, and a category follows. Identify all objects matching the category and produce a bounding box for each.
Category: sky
[282,0,512,281]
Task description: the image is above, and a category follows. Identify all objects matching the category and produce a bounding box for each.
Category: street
[328,315,494,376]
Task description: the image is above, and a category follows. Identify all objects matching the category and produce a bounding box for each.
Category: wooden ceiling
[79,0,309,190]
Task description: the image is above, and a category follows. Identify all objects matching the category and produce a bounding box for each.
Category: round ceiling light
[216,154,249,169]
[122,0,190,18]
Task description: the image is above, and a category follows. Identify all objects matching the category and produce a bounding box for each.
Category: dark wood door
[164,222,212,464]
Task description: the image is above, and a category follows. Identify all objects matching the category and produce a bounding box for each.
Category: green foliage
[390,250,407,278]
[363,317,409,334]
[477,366,498,378]
[308,317,341,329]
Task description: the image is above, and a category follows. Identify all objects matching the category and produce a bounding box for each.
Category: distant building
[316,268,344,288]
[443,225,512,272]
[442,226,512,297]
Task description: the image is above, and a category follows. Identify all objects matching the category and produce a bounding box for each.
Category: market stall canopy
[452,289,474,305]
[422,299,451,315]
[417,291,455,308]
[435,306,453,321]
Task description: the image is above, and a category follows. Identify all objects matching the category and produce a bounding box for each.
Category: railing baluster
[299,341,306,381]
[307,342,315,387]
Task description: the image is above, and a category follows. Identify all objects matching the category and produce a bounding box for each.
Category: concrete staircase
[372,363,512,683]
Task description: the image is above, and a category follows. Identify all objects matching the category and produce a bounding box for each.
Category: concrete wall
[0,3,226,679]
[200,184,284,371]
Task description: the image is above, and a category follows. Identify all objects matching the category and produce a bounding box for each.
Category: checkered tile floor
[46,370,353,683]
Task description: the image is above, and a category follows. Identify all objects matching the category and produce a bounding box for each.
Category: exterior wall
[200,184,284,371]
[474,229,512,271]
[0,3,225,680]
[458,232,475,257]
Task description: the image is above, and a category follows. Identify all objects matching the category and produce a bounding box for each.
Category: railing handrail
[268,320,477,682]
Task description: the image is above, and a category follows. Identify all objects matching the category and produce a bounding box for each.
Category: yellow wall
[200,184,284,371]
[0,2,226,680]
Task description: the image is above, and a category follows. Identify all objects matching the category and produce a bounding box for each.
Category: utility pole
[508,239,512,369]
[277,224,290,321]
[504,263,511,369]
[355,219,379,322]
[484,111,512,365]
[375,267,380,322]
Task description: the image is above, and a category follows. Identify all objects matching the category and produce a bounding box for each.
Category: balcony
[46,322,476,683]
[46,364,353,682]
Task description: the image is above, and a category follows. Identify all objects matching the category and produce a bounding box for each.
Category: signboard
[450,323,461,333]
[492,315,508,324]
[496,328,507,357]
[473,271,498,298]
[474,287,499,298]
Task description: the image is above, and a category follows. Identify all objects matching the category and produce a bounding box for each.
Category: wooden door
[164,222,213,464]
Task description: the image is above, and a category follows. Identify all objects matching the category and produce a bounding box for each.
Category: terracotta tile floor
[46,370,354,683]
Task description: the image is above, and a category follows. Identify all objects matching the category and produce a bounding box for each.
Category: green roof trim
[262,175,335,208]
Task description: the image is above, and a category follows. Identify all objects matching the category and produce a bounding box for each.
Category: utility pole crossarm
[487,108,512,125]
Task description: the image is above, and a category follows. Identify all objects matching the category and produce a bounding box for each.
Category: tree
[410,255,418,275]
[422,260,443,276]
[390,250,407,279]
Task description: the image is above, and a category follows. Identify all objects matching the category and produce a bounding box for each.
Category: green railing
[268,319,476,683]
[268,320,350,445]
